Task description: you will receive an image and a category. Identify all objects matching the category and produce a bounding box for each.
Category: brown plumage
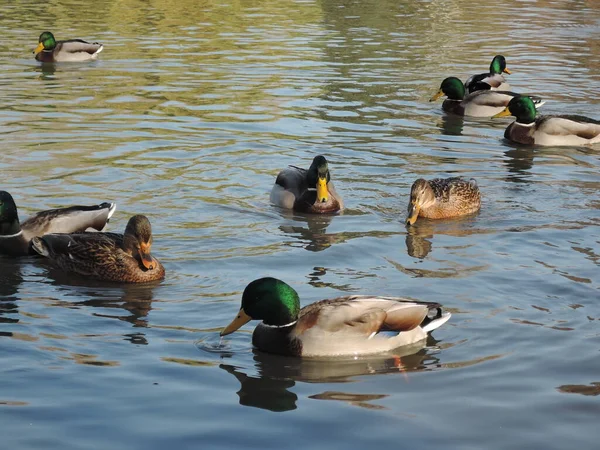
[31,215,165,283]
[0,190,115,256]
[406,177,481,225]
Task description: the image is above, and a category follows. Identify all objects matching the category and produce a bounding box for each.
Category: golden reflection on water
[0,0,599,447]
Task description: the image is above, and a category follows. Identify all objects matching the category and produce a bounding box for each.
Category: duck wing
[56,39,104,56]
[296,296,438,337]
[274,165,308,199]
[31,232,123,275]
[537,116,600,140]
[21,202,116,239]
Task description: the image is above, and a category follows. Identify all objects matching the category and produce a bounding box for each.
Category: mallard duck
[492,96,600,146]
[0,191,115,257]
[464,55,511,93]
[31,215,165,283]
[220,277,451,357]
[430,77,544,117]
[406,178,481,225]
[270,155,343,214]
[34,31,103,63]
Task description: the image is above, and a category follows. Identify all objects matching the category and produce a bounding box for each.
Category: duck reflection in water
[278,209,339,252]
[438,114,464,136]
[405,211,484,259]
[38,265,160,341]
[405,222,434,259]
[0,258,25,334]
[219,338,440,412]
[503,147,535,182]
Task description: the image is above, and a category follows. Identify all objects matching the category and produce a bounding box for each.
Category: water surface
[1,0,600,449]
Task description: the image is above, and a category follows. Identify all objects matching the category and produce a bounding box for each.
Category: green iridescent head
[221,278,301,335]
[0,191,21,235]
[490,55,511,75]
[430,77,466,101]
[34,32,56,55]
[493,96,537,124]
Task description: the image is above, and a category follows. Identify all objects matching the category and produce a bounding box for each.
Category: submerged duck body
[406,177,481,225]
[464,55,512,93]
[493,96,600,146]
[31,215,165,283]
[270,155,343,214]
[0,191,115,256]
[221,277,451,357]
[430,77,544,118]
[34,31,103,63]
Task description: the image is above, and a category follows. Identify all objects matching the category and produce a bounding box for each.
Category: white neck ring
[263,320,297,329]
[0,230,23,239]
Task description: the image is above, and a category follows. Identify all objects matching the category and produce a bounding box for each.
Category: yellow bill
[34,42,44,55]
[317,177,329,203]
[221,308,252,336]
[429,90,444,102]
[503,67,512,75]
[492,107,512,119]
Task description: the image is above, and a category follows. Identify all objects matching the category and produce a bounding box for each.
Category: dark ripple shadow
[36,264,162,337]
[404,213,489,259]
[557,382,600,397]
[218,338,439,412]
[0,258,25,329]
[438,114,465,136]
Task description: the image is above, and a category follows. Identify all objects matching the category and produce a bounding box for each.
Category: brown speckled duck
[0,190,115,256]
[31,215,165,283]
[221,277,451,357]
[406,178,481,225]
[270,155,343,214]
[34,31,103,63]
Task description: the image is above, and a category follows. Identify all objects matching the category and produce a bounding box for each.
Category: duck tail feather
[31,237,50,257]
[421,309,451,333]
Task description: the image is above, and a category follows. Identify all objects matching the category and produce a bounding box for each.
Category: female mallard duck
[430,77,544,117]
[493,96,600,146]
[31,215,165,283]
[34,31,103,63]
[0,191,115,257]
[406,178,481,225]
[270,155,343,214]
[464,55,511,93]
[220,277,451,357]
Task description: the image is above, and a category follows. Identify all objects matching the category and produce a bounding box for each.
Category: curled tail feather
[31,236,50,257]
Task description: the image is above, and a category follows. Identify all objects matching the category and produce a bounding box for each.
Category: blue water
[1,0,599,448]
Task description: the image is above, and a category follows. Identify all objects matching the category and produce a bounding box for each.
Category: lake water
[1,0,599,448]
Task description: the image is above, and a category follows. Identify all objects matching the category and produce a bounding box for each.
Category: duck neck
[0,219,21,237]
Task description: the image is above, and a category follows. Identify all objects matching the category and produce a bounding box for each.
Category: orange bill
[139,242,156,270]
[406,203,420,225]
